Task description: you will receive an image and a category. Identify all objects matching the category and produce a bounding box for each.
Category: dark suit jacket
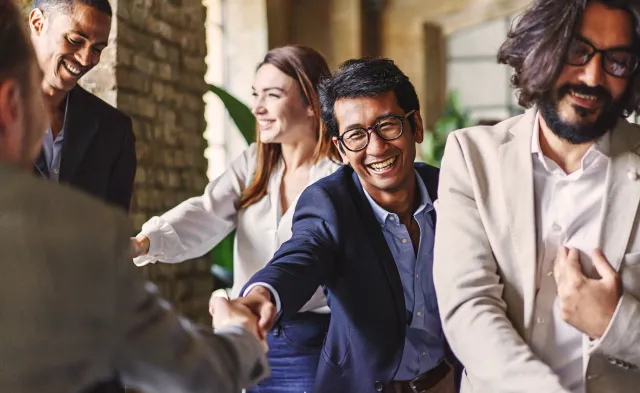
[244,163,461,393]
[35,85,136,212]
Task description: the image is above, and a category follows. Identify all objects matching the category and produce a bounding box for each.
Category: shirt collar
[362,169,433,226]
[531,111,611,173]
[46,93,72,139]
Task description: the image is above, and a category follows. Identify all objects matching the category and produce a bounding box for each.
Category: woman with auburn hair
[131,45,341,392]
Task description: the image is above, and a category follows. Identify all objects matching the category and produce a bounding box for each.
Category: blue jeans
[247,312,330,393]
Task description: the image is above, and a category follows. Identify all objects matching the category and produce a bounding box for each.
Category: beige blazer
[0,163,268,393]
[433,108,640,393]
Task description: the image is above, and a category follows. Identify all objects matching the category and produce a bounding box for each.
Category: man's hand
[130,234,150,258]
[209,286,276,341]
[210,296,258,334]
[554,246,622,339]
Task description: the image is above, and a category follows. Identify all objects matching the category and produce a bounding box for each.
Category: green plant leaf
[420,89,474,167]
[208,84,256,144]
[206,84,258,281]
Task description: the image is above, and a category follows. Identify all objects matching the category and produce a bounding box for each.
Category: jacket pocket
[321,320,351,369]
[280,318,329,352]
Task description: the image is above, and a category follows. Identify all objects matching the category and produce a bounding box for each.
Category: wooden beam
[361,0,384,57]
[422,22,446,130]
[266,0,293,49]
[436,0,530,36]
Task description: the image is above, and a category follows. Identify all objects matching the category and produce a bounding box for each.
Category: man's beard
[538,83,624,145]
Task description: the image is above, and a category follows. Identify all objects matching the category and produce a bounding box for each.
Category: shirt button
[536,317,545,324]
[53,168,59,174]
[551,223,562,232]
[402,239,408,244]
[422,352,426,357]
[416,274,419,279]
[389,216,395,221]
[547,271,553,277]
[416,312,421,316]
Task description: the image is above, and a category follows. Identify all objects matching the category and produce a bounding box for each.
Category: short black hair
[318,57,420,138]
[0,0,32,93]
[32,0,112,17]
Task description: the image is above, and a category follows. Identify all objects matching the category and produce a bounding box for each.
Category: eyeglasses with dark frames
[337,110,416,152]
[566,36,639,78]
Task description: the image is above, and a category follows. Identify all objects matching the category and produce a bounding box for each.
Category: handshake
[209,286,277,351]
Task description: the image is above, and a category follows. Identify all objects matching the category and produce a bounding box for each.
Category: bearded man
[433,1,640,392]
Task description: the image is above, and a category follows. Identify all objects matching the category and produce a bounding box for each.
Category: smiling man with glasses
[214,58,461,393]
[433,1,640,393]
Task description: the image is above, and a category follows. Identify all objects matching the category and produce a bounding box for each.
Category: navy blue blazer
[244,163,459,393]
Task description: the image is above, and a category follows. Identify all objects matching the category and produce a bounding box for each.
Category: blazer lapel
[598,120,640,273]
[59,87,99,183]
[349,170,406,328]
[498,108,538,333]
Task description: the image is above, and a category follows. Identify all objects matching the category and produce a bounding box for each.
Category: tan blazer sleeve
[590,292,640,367]
[433,132,569,393]
[109,218,269,393]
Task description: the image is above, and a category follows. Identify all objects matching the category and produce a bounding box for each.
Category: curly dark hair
[498,0,640,116]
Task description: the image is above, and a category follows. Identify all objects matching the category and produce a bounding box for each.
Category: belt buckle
[408,377,422,393]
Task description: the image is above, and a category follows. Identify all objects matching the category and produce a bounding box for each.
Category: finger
[553,245,566,281]
[129,238,142,258]
[554,247,584,288]
[258,302,277,332]
[210,296,230,317]
[591,248,616,280]
[565,248,583,274]
[558,247,582,275]
[554,245,575,277]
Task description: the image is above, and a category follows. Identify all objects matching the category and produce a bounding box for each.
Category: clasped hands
[553,246,622,339]
[209,286,276,352]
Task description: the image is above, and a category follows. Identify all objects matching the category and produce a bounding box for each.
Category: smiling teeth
[64,61,81,75]
[370,157,396,170]
[572,92,597,101]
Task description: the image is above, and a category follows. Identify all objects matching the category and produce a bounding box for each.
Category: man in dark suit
[216,58,461,393]
[28,0,136,212]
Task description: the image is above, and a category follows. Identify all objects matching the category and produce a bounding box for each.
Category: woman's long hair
[237,45,339,210]
[497,0,640,116]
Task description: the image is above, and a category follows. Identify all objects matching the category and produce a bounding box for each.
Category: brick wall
[114,0,213,325]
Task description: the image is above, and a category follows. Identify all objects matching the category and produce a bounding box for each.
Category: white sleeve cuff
[132,217,186,266]
[243,282,282,313]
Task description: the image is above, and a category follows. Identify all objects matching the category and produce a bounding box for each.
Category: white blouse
[134,143,341,313]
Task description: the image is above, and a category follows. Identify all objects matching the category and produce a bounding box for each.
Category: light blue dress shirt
[42,94,69,182]
[361,171,445,381]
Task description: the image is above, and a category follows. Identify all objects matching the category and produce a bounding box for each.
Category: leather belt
[391,361,451,393]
